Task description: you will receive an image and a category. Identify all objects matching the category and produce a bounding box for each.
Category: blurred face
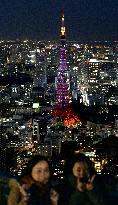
[72,161,89,179]
[31,160,50,184]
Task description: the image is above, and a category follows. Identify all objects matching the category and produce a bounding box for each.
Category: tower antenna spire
[60,7,66,47]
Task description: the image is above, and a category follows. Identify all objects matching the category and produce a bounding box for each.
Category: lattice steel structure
[55,13,71,112]
[53,13,81,129]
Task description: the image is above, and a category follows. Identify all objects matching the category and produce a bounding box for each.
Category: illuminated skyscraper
[0,127,6,172]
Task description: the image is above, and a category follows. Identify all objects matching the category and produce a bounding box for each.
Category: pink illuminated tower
[53,12,81,128]
[55,13,71,112]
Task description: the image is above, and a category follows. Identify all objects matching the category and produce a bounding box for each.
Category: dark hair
[19,155,52,183]
[64,153,96,177]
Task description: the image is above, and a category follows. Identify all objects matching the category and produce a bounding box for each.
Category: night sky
[0,0,118,41]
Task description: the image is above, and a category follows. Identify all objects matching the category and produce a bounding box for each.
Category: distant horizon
[0,38,118,43]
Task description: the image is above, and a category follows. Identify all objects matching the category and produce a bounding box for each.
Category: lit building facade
[87,59,117,105]
[0,126,7,172]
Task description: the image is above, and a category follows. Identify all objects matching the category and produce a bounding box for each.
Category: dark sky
[0,0,118,41]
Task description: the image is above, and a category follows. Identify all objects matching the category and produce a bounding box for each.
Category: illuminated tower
[53,12,81,129]
[55,13,70,112]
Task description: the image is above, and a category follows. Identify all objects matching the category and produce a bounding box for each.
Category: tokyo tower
[53,12,81,128]
[55,13,71,112]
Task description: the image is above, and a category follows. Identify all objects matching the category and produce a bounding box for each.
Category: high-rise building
[87,59,117,105]
[0,126,7,172]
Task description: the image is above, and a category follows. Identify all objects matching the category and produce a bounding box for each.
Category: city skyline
[0,1,118,201]
[0,0,118,41]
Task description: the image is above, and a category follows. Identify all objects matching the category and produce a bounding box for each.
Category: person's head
[72,160,89,179]
[64,153,95,180]
[20,155,52,184]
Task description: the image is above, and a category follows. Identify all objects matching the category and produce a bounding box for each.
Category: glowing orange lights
[52,107,81,128]
[64,110,81,128]
[62,14,64,21]
[60,13,66,38]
